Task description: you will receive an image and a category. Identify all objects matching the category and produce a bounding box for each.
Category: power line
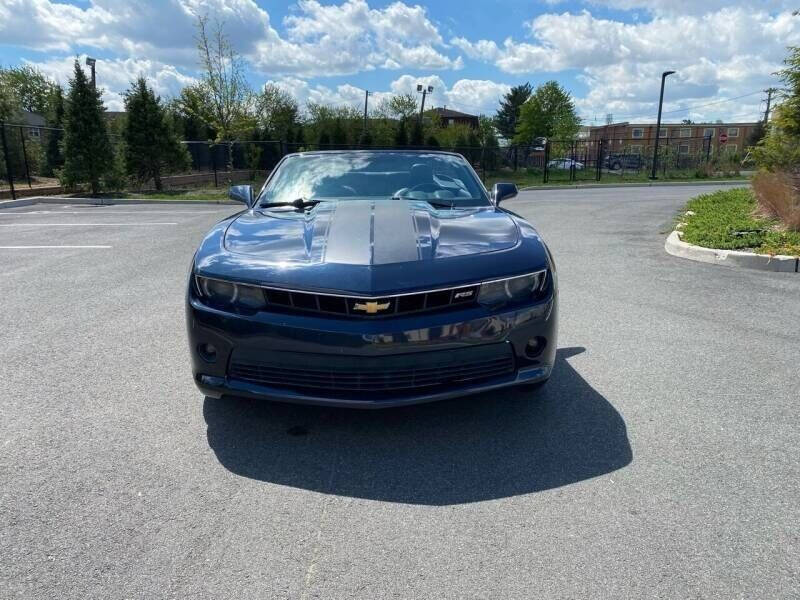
[660,90,763,116]
[581,89,765,123]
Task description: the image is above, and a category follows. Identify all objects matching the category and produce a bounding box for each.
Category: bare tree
[193,14,254,169]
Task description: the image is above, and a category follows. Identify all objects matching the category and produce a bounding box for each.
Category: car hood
[223,199,519,265]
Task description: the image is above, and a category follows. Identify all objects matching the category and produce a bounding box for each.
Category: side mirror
[492,182,518,205]
[229,184,254,207]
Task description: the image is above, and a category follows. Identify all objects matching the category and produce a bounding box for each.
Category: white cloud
[450,38,502,61]
[0,0,463,78]
[252,0,462,75]
[587,0,796,16]
[268,74,509,117]
[454,7,799,122]
[447,79,511,113]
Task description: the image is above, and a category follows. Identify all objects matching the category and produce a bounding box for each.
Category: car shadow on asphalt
[203,346,632,505]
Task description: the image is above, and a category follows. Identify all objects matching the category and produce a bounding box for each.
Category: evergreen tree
[467,131,481,163]
[747,120,767,147]
[410,119,424,146]
[479,116,499,170]
[752,47,800,170]
[61,60,112,195]
[331,119,347,148]
[455,133,468,156]
[44,85,65,176]
[358,129,373,147]
[394,118,408,146]
[123,77,189,191]
[776,46,800,138]
[494,83,532,140]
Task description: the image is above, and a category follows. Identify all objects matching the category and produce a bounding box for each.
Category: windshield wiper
[391,196,454,209]
[260,197,323,210]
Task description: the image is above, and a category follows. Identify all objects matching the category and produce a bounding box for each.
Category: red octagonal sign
[719,132,728,144]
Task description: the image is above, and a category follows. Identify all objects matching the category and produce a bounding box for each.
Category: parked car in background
[187,150,558,408]
[604,153,645,171]
[547,158,584,170]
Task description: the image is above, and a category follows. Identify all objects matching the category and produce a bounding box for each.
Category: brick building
[586,121,759,156]
[428,107,479,129]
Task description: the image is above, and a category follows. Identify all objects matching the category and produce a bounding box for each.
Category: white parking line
[0,210,223,216]
[0,245,112,249]
[0,222,178,226]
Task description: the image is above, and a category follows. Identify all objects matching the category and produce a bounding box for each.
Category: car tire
[611,161,621,170]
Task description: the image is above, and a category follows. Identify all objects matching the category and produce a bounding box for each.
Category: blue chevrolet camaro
[187,150,558,408]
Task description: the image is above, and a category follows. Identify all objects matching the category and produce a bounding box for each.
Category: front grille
[263,284,480,318]
[228,345,515,394]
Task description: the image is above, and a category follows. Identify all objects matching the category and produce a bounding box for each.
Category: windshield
[259,152,490,207]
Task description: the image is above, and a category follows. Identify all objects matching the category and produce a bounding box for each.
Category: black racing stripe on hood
[323,201,372,265]
[372,201,420,265]
[324,200,420,265]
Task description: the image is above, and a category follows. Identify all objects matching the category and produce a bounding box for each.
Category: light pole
[85,57,97,89]
[650,70,675,180]
[363,90,371,132]
[417,84,433,124]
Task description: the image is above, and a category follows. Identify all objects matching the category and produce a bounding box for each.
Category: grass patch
[480,169,749,189]
[116,188,232,202]
[70,182,258,202]
[679,188,800,256]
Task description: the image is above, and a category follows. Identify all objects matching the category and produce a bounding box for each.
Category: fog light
[198,343,217,363]
[525,337,546,358]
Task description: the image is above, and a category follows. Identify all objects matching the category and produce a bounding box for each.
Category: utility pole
[363,90,371,132]
[764,88,777,124]
[417,84,433,124]
[650,70,676,180]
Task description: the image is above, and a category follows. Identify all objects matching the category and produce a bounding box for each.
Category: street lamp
[650,70,675,179]
[85,57,97,89]
[417,84,434,122]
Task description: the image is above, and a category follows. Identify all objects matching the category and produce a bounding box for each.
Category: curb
[665,230,799,273]
[0,198,38,210]
[0,196,239,210]
[519,181,748,191]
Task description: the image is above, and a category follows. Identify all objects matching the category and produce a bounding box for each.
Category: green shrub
[680,188,800,255]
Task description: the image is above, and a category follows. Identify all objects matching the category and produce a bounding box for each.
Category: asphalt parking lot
[2,186,798,599]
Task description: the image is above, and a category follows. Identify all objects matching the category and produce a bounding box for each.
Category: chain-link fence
[2,121,746,200]
[1,121,58,197]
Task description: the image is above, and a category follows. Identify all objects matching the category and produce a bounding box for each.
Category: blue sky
[0,0,797,123]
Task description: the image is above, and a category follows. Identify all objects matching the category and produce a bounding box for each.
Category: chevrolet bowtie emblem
[353,300,391,314]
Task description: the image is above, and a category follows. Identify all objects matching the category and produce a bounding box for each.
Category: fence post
[543,141,550,184]
[18,127,32,188]
[596,139,603,181]
[0,121,16,201]
[513,146,518,172]
[569,141,576,182]
[211,144,218,188]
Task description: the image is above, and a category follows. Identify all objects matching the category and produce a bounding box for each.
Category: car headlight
[195,276,267,311]
[477,271,546,306]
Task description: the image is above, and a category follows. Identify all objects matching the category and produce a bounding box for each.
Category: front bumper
[186,291,557,409]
